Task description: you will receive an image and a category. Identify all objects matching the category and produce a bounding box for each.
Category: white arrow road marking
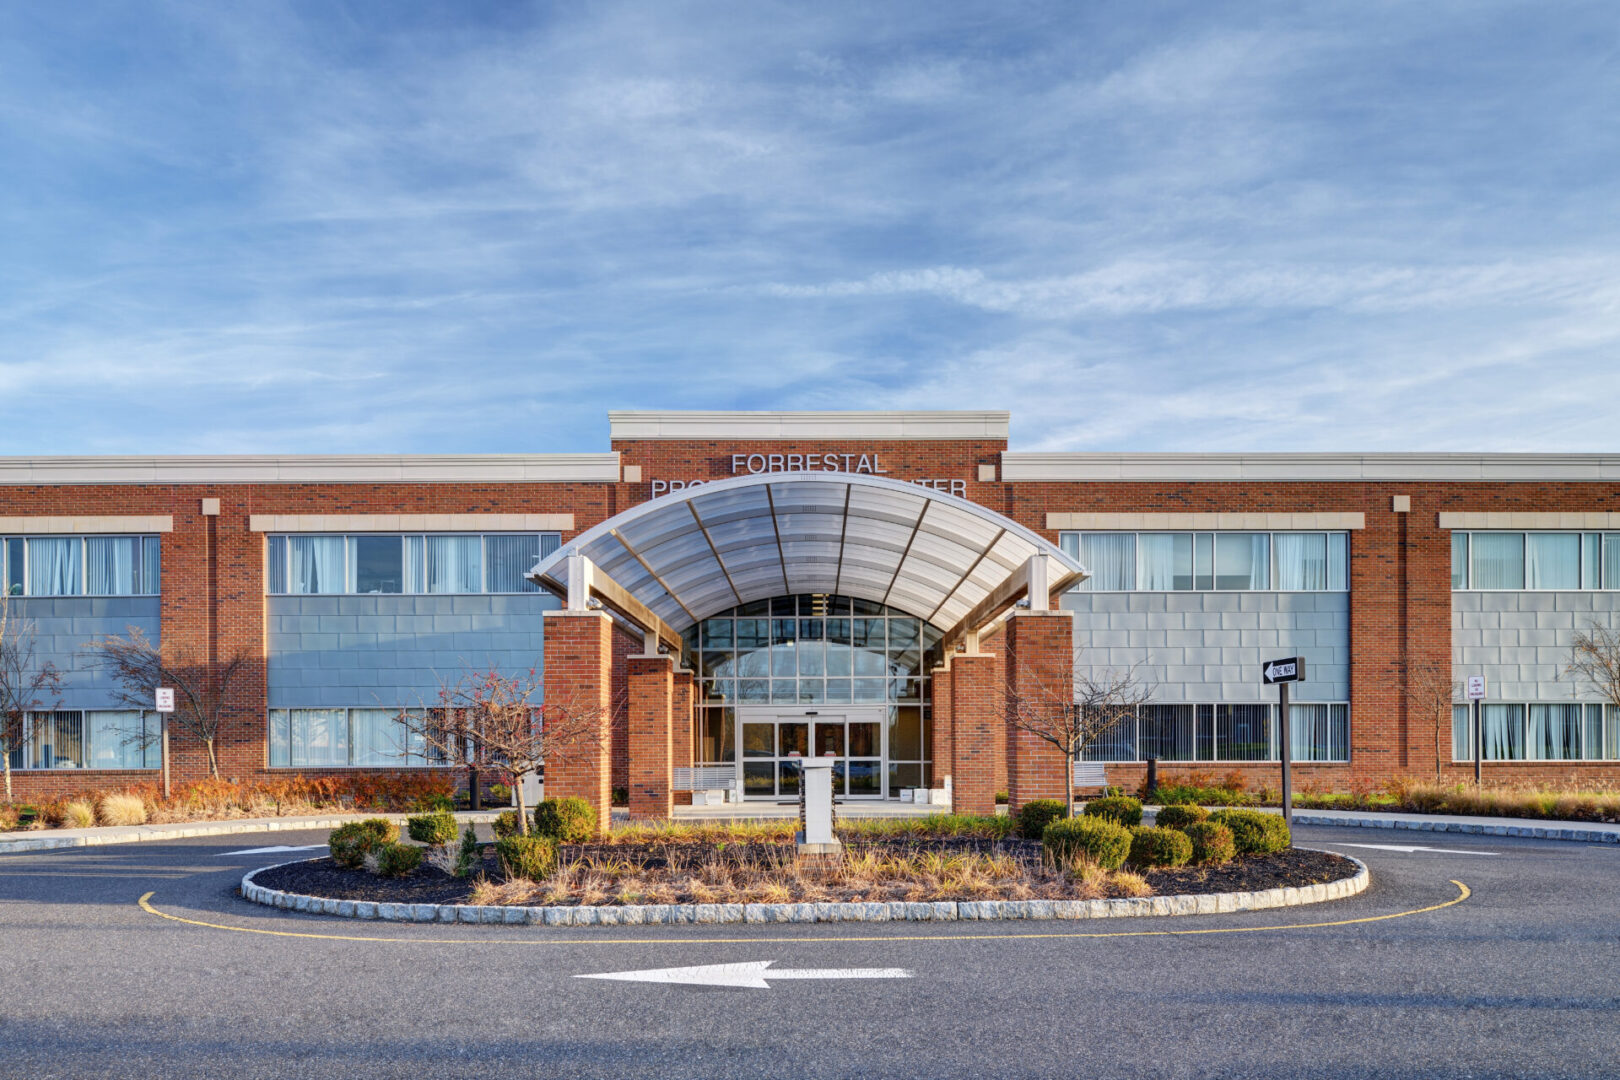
[1337,842,1499,856]
[216,844,328,856]
[576,961,914,989]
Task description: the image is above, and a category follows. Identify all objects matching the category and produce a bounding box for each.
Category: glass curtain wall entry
[689,594,938,796]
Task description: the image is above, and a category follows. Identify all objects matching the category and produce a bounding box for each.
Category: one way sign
[1262,657,1305,684]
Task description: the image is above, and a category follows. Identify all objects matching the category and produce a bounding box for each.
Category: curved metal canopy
[528,472,1085,635]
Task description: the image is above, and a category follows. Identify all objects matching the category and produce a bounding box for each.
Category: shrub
[1153,804,1209,830]
[534,797,596,843]
[1127,825,1193,868]
[410,792,455,814]
[495,835,557,881]
[453,823,482,879]
[1209,809,1291,854]
[611,786,629,808]
[407,810,457,847]
[492,810,521,839]
[1016,799,1069,840]
[1042,816,1132,870]
[489,783,512,805]
[1182,822,1236,865]
[0,804,18,831]
[97,793,149,827]
[329,818,399,868]
[369,841,423,878]
[1083,796,1143,827]
[62,800,95,829]
[994,790,1009,805]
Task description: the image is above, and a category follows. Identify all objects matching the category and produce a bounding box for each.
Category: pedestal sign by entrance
[1466,676,1487,786]
[1261,658,1305,828]
[798,758,841,857]
[154,688,175,800]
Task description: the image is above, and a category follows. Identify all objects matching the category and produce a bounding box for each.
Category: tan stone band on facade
[0,454,622,485]
[1437,512,1620,529]
[248,513,574,533]
[238,852,1369,926]
[0,515,173,534]
[1045,512,1365,531]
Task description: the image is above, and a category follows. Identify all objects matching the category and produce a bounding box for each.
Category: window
[0,536,160,597]
[1060,531,1347,592]
[4,710,158,770]
[267,533,561,595]
[268,707,443,768]
[1454,700,1618,761]
[1453,531,1620,590]
[1082,701,1349,763]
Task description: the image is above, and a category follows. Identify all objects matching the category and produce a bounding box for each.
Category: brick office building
[5,410,1620,817]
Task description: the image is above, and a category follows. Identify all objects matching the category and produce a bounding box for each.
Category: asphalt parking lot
[1,823,1616,1080]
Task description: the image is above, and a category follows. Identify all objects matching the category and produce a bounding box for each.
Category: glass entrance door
[737,707,887,800]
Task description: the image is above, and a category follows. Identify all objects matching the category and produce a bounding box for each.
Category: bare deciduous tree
[86,627,250,779]
[1407,660,1459,781]
[0,597,62,802]
[395,668,606,834]
[1001,641,1154,815]
[1568,621,1620,714]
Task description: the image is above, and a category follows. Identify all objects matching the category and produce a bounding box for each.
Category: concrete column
[671,668,695,806]
[627,653,674,819]
[1003,610,1075,814]
[948,651,1000,815]
[540,610,615,834]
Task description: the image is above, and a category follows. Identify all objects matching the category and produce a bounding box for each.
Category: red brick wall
[1002,612,1075,813]
[948,652,1001,814]
[671,669,694,806]
[626,654,673,819]
[539,611,613,833]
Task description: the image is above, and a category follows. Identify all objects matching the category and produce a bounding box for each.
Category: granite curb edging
[1290,812,1620,844]
[0,811,505,855]
[238,850,1369,927]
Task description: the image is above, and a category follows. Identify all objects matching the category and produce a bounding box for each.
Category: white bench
[672,767,740,804]
[1072,761,1109,791]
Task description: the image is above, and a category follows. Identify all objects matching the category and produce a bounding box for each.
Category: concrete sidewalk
[0,810,505,855]
[1285,806,1620,844]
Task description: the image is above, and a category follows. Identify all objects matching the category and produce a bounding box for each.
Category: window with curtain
[1215,704,1273,761]
[293,708,349,767]
[1137,534,1192,590]
[424,536,482,593]
[27,711,84,768]
[347,536,403,594]
[27,538,82,596]
[1606,535,1620,590]
[1274,533,1327,591]
[1214,534,1270,590]
[351,708,407,765]
[1289,703,1348,761]
[88,711,155,769]
[288,536,346,594]
[1138,704,1196,761]
[487,534,548,592]
[1452,704,1472,761]
[1470,533,1525,590]
[1080,708,1137,762]
[1451,533,1469,589]
[1075,533,1135,591]
[1528,703,1583,759]
[86,536,138,594]
[1481,703,1525,760]
[1525,534,1580,589]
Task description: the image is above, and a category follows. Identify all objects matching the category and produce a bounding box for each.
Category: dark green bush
[410,792,455,814]
[1016,799,1069,840]
[534,797,597,843]
[1182,822,1236,865]
[994,790,1010,805]
[1152,783,1248,807]
[1042,816,1132,870]
[1208,809,1291,854]
[1083,795,1143,827]
[495,835,557,881]
[1154,804,1210,830]
[406,810,457,846]
[492,810,521,839]
[610,786,629,808]
[370,841,423,878]
[1127,825,1193,868]
[328,818,399,868]
[488,783,512,805]
[453,823,482,879]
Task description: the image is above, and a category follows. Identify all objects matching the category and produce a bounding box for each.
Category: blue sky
[2,1,1617,454]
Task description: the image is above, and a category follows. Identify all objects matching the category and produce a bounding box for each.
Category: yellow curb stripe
[137,880,1469,945]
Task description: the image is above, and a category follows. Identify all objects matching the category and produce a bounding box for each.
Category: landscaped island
[252,797,1357,911]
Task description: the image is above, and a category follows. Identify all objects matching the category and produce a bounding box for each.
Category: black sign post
[1262,657,1305,828]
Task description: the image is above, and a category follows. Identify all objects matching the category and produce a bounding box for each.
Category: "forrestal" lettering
[730,453,889,475]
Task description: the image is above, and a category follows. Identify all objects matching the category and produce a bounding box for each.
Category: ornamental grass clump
[1208,809,1290,854]
[0,804,18,831]
[1016,799,1070,840]
[1127,826,1193,868]
[329,818,399,869]
[62,800,95,829]
[1153,804,1208,830]
[1082,795,1143,827]
[1042,816,1132,870]
[534,797,597,842]
[495,835,557,882]
[406,810,457,847]
[97,793,148,826]
[1181,822,1236,865]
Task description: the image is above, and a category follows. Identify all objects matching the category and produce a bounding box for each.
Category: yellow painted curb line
[137,880,1470,946]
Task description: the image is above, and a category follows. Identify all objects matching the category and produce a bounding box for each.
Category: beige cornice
[0,515,172,534]
[1438,512,1620,529]
[1003,452,1620,482]
[609,410,1010,441]
[1046,512,1363,531]
[0,454,621,485]
[248,513,574,533]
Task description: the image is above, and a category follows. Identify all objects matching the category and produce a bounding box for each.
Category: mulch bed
[249,844,1356,908]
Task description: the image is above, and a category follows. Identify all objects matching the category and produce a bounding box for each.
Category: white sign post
[154,688,175,799]
[1465,676,1486,787]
